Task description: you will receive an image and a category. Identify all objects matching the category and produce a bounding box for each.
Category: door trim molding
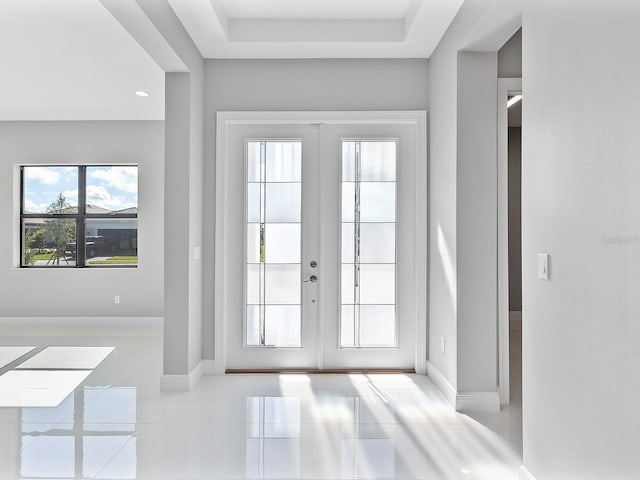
[215,111,428,374]
[497,79,522,403]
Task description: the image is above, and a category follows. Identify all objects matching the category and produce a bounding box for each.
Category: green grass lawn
[31,252,56,261]
[88,256,138,265]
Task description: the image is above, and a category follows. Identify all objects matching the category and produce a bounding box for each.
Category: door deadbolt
[310,260,317,268]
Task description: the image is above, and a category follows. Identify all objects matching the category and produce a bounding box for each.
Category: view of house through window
[21,166,138,267]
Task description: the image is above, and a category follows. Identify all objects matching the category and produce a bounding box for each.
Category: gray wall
[498,28,522,78]
[522,0,640,477]
[203,58,429,359]
[456,50,498,393]
[427,0,498,392]
[136,0,206,376]
[206,59,429,111]
[0,121,164,318]
[508,127,522,311]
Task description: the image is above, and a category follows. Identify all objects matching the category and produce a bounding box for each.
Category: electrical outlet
[114,295,120,304]
[440,336,445,353]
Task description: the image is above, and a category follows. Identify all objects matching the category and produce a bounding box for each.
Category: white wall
[522,0,640,478]
[203,59,429,359]
[0,121,164,319]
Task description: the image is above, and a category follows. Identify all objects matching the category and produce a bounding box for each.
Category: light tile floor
[0,334,522,480]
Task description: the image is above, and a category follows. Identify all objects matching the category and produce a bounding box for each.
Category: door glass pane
[343,183,396,223]
[359,264,395,305]
[341,223,355,263]
[265,264,300,304]
[265,306,301,347]
[246,305,261,346]
[342,182,355,222]
[340,140,397,348]
[249,305,303,349]
[359,306,396,346]
[341,306,355,347]
[266,142,302,182]
[343,223,395,264]
[247,224,261,264]
[360,141,396,181]
[246,141,302,347]
[264,224,300,263]
[247,184,261,223]
[247,264,262,305]
[341,264,355,305]
[247,142,262,182]
[265,184,301,222]
[360,183,396,222]
[359,223,395,264]
[342,142,356,181]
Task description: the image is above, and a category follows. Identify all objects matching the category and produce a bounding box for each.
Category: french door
[215,112,427,372]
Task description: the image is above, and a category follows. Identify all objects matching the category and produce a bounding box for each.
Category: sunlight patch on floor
[0,346,114,407]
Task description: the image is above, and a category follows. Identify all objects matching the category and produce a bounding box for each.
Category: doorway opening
[498,80,522,406]
[507,93,522,407]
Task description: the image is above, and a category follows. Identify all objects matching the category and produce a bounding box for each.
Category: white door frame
[214,111,428,374]
[497,79,522,404]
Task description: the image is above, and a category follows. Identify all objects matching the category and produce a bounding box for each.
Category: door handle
[304,275,318,283]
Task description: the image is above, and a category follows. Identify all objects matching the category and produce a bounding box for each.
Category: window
[21,166,138,268]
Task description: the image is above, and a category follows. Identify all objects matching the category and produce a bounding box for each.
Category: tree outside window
[21,166,138,268]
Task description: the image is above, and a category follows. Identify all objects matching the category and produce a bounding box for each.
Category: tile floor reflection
[0,335,522,479]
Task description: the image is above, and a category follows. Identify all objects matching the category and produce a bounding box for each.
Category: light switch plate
[538,253,549,280]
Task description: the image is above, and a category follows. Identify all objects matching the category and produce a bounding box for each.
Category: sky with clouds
[23,166,138,213]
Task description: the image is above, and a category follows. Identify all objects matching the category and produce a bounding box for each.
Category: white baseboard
[0,316,163,336]
[456,391,501,412]
[519,465,536,480]
[427,360,457,407]
[510,310,522,330]
[427,361,500,412]
[160,360,204,392]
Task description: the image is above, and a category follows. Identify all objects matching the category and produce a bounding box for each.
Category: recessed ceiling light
[507,94,522,108]
[134,90,150,97]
